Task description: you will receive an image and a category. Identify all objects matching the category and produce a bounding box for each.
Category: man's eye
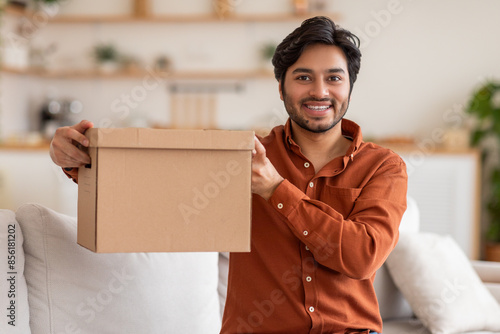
[296,75,310,81]
[329,76,341,82]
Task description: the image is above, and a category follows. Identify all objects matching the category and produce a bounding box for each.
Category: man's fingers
[51,136,90,167]
[62,141,91,165]
[50,120,94,167]
[71,120,94,146]
[73,120,94,133]
[253,136,266,161]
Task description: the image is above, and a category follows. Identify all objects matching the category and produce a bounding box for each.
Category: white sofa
[1,198,500,334]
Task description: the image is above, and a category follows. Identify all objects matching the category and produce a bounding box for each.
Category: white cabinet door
[398,150,480,259]
[0,150,78,217]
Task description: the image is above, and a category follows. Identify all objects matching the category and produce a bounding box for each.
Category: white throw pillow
[386,232,500,334]
[0,209,31,334]
[16,203,221,334]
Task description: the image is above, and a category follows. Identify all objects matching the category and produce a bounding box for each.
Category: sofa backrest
[374,196,419,321]
[2,196,420,332]
[14,203,223,334]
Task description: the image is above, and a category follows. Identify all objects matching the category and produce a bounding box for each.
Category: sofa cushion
[0,209,31,334]
[383,318,431,334]
[16,203,221,334]
[386,232,500,334]
[374,265,413,320]
[374,196,419,320]
[384,319,500,334]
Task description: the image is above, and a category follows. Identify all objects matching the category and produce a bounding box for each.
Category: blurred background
[1,0,499,260]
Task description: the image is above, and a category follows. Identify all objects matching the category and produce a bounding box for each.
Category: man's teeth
[306,105,331,111]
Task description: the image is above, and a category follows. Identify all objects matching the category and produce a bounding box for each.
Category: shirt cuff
[268,179,307,218]
[62,167,79,183]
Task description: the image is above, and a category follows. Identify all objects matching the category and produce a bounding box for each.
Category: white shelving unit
[395,147,481,259]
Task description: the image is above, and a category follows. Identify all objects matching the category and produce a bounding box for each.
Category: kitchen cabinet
[0,148,78,217]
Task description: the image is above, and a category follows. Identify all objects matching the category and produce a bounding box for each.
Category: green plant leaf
[470,128,488,146]
[467,83,499,120]
[468,81,500,242]
[487,223,500,242]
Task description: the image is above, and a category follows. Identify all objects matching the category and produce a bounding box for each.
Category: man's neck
[290,120,351,172]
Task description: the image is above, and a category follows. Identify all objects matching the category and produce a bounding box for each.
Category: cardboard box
[77,127,254,253]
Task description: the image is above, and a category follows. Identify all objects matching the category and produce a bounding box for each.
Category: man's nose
[309,80,329,98]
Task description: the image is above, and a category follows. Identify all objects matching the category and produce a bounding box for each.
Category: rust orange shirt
[220,119,407,334]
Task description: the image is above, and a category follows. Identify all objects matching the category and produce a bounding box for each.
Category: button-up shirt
[221,119,407,334]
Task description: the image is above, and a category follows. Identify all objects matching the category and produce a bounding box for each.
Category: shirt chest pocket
[320,185,362,219]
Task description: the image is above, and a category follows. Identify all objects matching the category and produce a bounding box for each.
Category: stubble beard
[283,92,349,134]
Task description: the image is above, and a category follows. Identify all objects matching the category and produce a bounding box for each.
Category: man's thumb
[254,137,267,158]
[74,120,94,134]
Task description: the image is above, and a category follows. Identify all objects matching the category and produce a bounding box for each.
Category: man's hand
[251,136,284,201]
[49,120,94,168]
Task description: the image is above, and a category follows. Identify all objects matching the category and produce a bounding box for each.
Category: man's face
[279,44,351,134]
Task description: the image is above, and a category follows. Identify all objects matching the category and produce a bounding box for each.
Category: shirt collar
[284,118,363,160]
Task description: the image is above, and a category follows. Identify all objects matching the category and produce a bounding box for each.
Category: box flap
[85,128,255,150]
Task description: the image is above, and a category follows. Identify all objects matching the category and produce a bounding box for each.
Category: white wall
[338,0,500,142]
[2,0,500,142]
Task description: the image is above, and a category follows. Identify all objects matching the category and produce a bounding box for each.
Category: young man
[50,16,406,334]
[223,17,407,334]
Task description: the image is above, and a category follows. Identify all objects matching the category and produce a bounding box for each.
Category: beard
[282,90,349,134]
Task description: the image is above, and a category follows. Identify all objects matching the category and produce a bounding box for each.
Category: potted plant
[92,43,120,73]
[466,81,500,261]
[259,42,276,73]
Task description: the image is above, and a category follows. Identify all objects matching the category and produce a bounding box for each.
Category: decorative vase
[293,0,309,14]
[134,0,150,18]
[485,243,500,262]
[97,61,119,74]
[35,2,60,17]
[214,0,237,19]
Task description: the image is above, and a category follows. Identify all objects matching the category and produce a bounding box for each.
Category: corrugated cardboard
[77,127,254,253]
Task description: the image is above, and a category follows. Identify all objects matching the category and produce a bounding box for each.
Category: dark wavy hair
[272,16,361,94]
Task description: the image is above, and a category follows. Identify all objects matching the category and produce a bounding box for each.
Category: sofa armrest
[484,283,500,304]
[471,260,500,283]
[471,260,500,304]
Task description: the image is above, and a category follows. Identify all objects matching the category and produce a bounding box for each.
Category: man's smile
[302,103,333,117]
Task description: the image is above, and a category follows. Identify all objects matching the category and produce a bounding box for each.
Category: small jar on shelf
[292,0,309,14]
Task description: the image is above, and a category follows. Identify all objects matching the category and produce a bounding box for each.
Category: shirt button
[309,182,314,188]
[304,162,310,168]
[309,306,315,313]
[306,276,312,282]
[277,203,283,209]
[305,245,310,251]
[303,230,309,236]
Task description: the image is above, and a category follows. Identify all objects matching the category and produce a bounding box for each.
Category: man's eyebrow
[291,67,346,74]
[292,68,313,74]
[327,68,346,74]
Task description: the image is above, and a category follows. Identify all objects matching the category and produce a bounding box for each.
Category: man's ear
[279,81,284,101]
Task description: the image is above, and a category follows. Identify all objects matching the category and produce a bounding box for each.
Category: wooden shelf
[51,12,339,24]
[2,4,339,24]
[0,142,50,151]
[374,142,480,155]
[0,66,275,80]
[2,3,27,16]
